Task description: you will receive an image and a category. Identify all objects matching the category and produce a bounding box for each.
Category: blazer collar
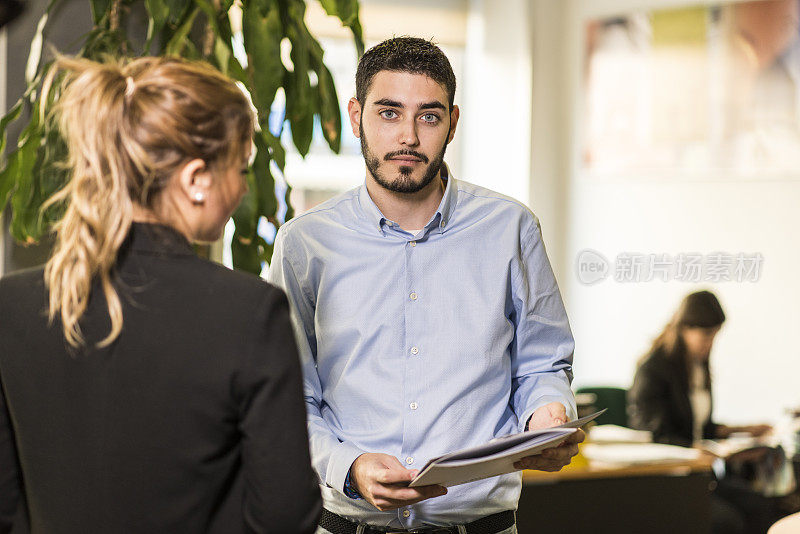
[123,222,195,257]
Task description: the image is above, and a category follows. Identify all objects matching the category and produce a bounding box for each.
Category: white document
[580,443,701,465]
[409,410,605,488]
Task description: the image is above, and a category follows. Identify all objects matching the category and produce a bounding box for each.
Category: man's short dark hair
[355,37,457,110]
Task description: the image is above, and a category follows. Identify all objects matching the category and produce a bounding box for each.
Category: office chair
[575,386,629,427]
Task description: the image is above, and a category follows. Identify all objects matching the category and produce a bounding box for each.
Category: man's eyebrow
[370,99,447,112]
[419,101,447,111]
[372,98,403,108]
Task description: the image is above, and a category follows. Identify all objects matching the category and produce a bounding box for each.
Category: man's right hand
[350,453,447,511]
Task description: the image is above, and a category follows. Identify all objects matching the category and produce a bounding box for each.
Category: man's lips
[388,156,423,163]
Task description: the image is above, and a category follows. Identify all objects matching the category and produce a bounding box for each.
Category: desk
[517,457,714,534]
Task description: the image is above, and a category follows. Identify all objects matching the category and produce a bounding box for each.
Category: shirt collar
[356,163,458,236]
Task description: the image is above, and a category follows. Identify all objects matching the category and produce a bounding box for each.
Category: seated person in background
[628,290,770,446]
[629,290,775,534]
[0,56,320,533]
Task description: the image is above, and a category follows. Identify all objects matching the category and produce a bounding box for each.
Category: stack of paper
[409,410,605,488]
[581,443,701,465]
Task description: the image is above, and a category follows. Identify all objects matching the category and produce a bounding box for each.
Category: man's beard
[360,120,448,194]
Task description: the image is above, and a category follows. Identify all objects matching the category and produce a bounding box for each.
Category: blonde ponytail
[42,56,253,348]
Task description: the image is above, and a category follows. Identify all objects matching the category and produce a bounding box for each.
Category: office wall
[568,179,800,424]
[461,0,533,205]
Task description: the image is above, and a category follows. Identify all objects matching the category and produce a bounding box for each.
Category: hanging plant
[0,0,364,273]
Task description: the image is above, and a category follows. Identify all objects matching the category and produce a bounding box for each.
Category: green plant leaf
[90,0,113,25]
[231,231,263,273]
[26,12,49,86]
[334,0,357,25]
[9,105,44,242]
[314,63,341,153]
[2,0,359,267]
[317,0,364,55]
[164,0,191,26]
[0,98,25,214]
[213,37,231,73]
[144,0,170,53]
[255,234,273,263]
[253,133,277,218]
[227,55,248,84]
[233,171,259,239]
[0,150,22,217]
[194,0,222,38]
[34,123,69,230]
[242,0,284,121]
[283,180,294,221]
[0,99,24,162]
[262,129,286,172]
[284,68,314,157]
[165,6,200,56]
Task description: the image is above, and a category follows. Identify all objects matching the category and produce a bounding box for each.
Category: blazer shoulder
[0,265,46,290]
[0,266,46,308]
[186,257,286,302]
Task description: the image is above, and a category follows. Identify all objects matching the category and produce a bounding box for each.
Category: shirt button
[410,292,417,301]
[406,456,414,465]
[410,402,418,410]
[410,241,417,247]
[410,347,419,355]
[402,510,411,518]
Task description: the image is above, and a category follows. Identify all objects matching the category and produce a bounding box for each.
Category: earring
[193,192,205,203]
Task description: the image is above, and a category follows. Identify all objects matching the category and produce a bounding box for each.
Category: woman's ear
[176,159,210,204]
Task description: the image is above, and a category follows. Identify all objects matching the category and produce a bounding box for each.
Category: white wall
[461,0,532,204]
[568,179,800,424]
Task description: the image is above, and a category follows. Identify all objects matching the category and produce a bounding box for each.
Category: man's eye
[380,110,398,119]
[421,113,439,123]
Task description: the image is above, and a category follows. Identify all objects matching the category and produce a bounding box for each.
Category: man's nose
[398,117,419,146]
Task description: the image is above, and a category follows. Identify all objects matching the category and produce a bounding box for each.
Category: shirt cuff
[325,440,366,497]
[519,395,578,432]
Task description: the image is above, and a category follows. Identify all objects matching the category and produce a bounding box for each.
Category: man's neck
[365,171,446,232]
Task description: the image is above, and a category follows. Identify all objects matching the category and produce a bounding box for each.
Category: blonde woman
[0,57,320,533]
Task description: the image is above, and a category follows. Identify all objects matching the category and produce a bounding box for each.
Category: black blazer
[0,223,321,533]
[627,349,717,447]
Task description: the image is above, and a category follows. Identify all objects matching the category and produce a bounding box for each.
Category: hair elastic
[125,76,136,99]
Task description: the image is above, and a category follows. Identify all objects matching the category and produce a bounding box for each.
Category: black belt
[319,508,515,534]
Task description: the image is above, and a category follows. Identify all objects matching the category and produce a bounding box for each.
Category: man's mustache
[384,150,429,163]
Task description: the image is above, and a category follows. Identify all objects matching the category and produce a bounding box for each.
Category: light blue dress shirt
[267,168,576,528]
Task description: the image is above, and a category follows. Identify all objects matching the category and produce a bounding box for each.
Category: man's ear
[447,104,460,145]
[176,158,209,204]
[348,97,362,138]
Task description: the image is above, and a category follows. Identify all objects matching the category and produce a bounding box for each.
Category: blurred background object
[0,0,23,29]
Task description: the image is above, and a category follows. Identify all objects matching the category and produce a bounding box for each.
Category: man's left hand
[513,402,585,472]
